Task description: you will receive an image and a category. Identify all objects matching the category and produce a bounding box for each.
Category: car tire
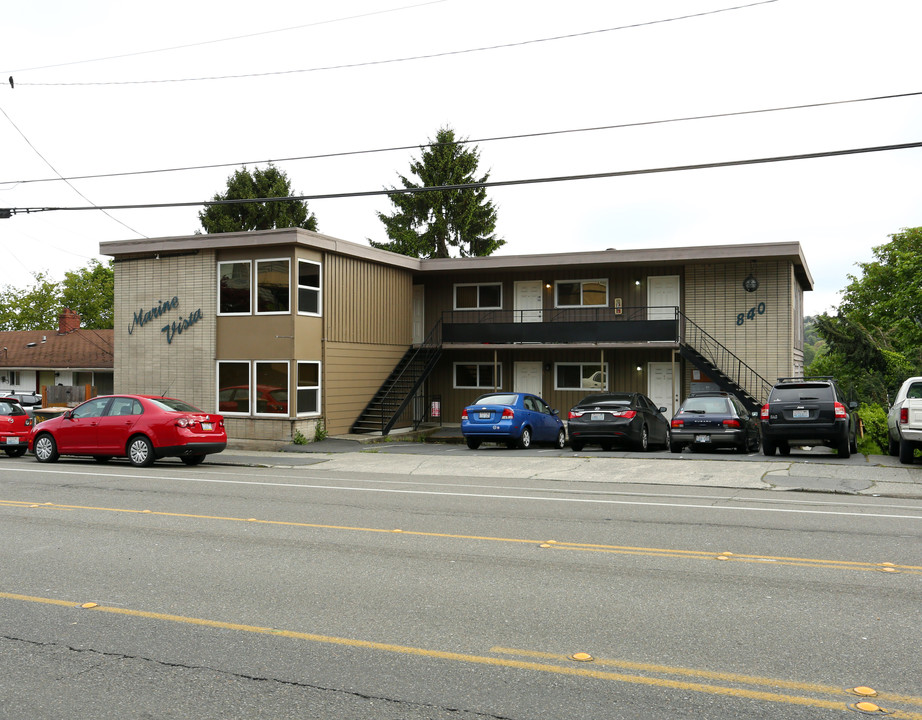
[778,442,791,456]
[670,442,683,454]
[636,425,649,452]
[600,442,613,452]
[518,427,532,449]
[849,433,858,454]
[899,438,915,465]
[662,428,671,450]
[570,440,584,452]
[180,454,206,466]
[4,447,27,458]
[762,438,776,456]
[466,438,481,450]
[34,433,59,463]
[750,435,761,453]
[555,429,566,450]
[888,436,899,456]
[128,435,155,467]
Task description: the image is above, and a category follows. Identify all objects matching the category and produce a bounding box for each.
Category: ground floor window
[218,361,251,414]
[254,361,289,415]
[297,361,321,415]
[454,362,502,389]
[555,362,609,391]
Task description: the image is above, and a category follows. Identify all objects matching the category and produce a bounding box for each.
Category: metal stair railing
[678,310,772,407]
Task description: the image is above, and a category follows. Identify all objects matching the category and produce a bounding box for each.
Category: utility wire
[2,0,451,75]
[2,89,917,188]
[5,140,919,216]
[13,1,777,87]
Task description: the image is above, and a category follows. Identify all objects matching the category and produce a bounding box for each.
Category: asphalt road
[2,452,921,719]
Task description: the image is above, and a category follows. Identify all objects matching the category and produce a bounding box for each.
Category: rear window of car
[0,400,24,416]
[578,394,632,407]
[681,397,731,414]
[769,384,834,402]
[148,397,204,413]
[906,383,922,399]
[473,394,517,406]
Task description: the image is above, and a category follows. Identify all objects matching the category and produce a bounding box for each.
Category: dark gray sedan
[567,392,670,452]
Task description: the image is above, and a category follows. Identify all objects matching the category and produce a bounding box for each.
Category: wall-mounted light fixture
[545,283,552,289]
[634,280,642,286]
[743,273,759,292]
[636,365,643,372]
[544,363,551,372]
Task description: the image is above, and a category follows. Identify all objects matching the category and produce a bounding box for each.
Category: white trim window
[453,362,502,389]
[297,260,322,316]
[296,361,321,416]
[254,361,289,416]
[217,260,252,315]
[555,362,609,391]
[256,259,290,315]
[217,361,251,414]
[453,283,502,311]
[554,279,608,308]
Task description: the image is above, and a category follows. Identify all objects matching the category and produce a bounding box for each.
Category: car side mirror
[849,401,858,410]
[658,407,667,413]
[63,410,74,419]
[552,409,559,416]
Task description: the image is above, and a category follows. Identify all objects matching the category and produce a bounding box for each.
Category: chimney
[58,308,81,334]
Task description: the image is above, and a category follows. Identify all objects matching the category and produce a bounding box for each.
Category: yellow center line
[4,590,921,717]
[3,499,919,573]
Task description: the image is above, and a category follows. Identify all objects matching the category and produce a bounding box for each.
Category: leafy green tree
[0,260,114,331]
[198,164,318,234]
[371,126,503,258]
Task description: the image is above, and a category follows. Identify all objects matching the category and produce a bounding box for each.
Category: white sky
[1,0,919,316]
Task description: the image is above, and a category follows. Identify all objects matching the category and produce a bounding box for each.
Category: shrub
[313,419,327,442]
[292,429,308,445]
[856,402,887,455]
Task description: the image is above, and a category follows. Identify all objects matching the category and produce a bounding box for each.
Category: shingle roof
[0,329,114,370]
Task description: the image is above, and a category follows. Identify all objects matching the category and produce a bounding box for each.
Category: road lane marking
[3,590,921,717]
[3,499,920,574]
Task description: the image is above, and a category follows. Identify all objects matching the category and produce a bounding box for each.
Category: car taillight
[834,402,847,419]
[502,408,515,419]
[611,410,636,418]
[723,419,741,428]
[760,404,769,419]
[175,417,192,428]
[461,409,469,420]
[900,407,909,424]
[671,419,684,428]
[568,410,583,419]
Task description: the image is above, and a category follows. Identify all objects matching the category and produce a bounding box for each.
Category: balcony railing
[441,306,679,344]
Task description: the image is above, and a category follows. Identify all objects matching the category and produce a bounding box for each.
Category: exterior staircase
[351,323,442,435]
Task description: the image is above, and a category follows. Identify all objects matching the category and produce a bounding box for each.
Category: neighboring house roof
[0,329,114,370]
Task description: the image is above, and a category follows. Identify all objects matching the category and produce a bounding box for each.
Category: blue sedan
[462,392,566,450]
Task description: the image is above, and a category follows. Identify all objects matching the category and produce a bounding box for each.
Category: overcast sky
[2,0,919,315]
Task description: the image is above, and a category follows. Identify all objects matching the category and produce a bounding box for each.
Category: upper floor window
[218,261,251,315]
[298,260,322,316]
[454,283,502,310]
[555,279,608,308]
[257,259,290,314]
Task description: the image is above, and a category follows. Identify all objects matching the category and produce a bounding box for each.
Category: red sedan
[29,395,226,467]
[0,397,33,457]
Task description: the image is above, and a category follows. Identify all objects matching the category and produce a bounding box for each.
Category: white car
[887,377,922,464]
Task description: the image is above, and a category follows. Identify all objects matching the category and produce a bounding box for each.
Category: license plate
[792,410,809,419]
[5,436,19,445]
[695,434,711,443]
[201,422,213,431]
[590,413,605,421]
[478,412,491,420]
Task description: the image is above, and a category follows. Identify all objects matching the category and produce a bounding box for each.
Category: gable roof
[0,329,114,370]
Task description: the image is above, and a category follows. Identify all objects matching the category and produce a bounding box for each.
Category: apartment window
[298,260,322,315]
[5,370,21,386]
[218,261,251,315]
[217,361,250,414]
[555,279,608,308]
[256,259,290,314]
[255,361,289,415]
[454,362,502,389]
[297,361,321,415]
[555,363,609,391]
[454,283,502,310]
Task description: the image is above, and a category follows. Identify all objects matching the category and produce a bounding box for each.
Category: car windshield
[682,397,731,414]
[474,394,517,406]
[148,397,205,413]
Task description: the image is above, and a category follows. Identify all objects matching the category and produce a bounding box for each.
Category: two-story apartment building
[101,228,812,443]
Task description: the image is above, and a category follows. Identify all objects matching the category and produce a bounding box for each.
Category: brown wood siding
[325,255,413,344]
[324,342,410,434]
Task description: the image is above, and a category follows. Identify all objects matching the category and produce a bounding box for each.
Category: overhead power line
[2,89,918,188]
[13,1,777,87]
[4,140,919,217]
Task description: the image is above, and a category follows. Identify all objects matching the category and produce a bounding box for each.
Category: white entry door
[647,362,678,416]
[647,275,680,321]
[514,361,543,396]
[514,280,543,322]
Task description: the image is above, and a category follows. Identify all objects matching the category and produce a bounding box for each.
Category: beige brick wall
[115,251,218,412]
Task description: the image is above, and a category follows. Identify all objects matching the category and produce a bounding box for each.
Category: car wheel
[670,442,683,454]
[600,442,613,452]
[180,454,206,466]
[466,438,481,450]
[762,438,776,456]
[93,456,111,463]
[4,447,27,458]
[888,436,899,456]
[778,442,791,456]
[570,440,584,452]
[750,435,761,453]
[34,433,59,463]
[849,433,858,454]
[662,428,671,450]
[128,436,155,467]
[899,438,915,465]
[554,429,566,450]
[518,427,532,449]
[635,425,649,452]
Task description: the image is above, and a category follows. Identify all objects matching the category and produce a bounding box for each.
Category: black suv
[760,377,859,458]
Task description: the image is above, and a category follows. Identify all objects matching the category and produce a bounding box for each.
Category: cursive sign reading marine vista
[129,296,179,335]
